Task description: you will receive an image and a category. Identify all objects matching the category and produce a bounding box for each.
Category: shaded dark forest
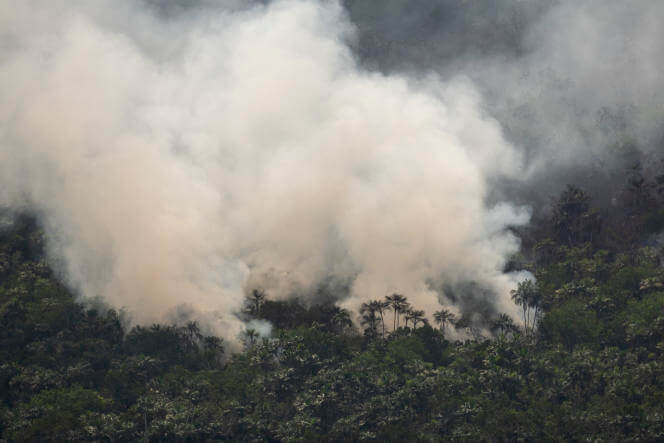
[2,159,664,441]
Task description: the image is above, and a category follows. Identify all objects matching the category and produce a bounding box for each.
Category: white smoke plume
[0,0,527,343]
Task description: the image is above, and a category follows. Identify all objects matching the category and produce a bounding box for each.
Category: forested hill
[2,166,664,441]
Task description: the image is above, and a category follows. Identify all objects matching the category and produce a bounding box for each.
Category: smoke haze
[2,0,660,343]
[347,0,664,202]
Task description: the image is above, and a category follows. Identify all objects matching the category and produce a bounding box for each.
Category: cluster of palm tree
[358,293,460,338]
[243,288,522,342]
[246,289,266,317]
[510,279,541,334]
[433,308,456,336]
[359,294,413,338]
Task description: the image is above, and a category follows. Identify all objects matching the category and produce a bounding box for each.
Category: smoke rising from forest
[1,0,661,342]
[347,0,664,203]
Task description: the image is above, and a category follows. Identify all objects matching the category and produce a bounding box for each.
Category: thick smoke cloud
[347,0,664,204]
[483,0,664,174]
[0,0,531,343]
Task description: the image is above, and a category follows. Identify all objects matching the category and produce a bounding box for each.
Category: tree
[331,308,353,333]
[551,185,601,246]
[489,313,518,338]
[202,335,224,368]
[360,302,379,337]
[409,310,427,329]
[510,280,541,334]
[246,289,266,317]
[243,328,259,348]
[385,294,409,331]
[183,321,203,351]
[624,162,655,213]
[540,300,602,350]
[370,300,389,338]
[655,158,664,199]
[434,309,457,337]
[403,307,413,329]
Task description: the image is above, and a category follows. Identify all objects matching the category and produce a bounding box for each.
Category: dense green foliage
[2,164,664,441]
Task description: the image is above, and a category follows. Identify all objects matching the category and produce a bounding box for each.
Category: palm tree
[385,294,398,331]
[385,293,409,331]
[510,280,540,334]
[527,285,542,333]
[490,313,518,338]
[331,308,352,333]
[184,321,202,341]
[368,300,389,338]
[243,328,259,348]
[409,310,427,329]
[434,309,456,336]
[247,289,266,317]
[360,302,379,337]
[182,321,203,353]
[403,307,413,329]
[397,297,411,329]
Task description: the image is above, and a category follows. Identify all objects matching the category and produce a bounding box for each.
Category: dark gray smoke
[346,0,664,205]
